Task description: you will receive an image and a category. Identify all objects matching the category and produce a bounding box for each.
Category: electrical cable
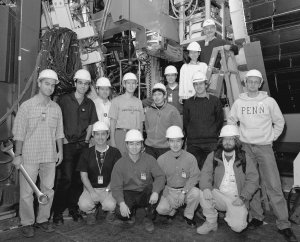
[39,27,82,96]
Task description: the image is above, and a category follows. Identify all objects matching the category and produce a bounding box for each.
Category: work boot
[21,225,35,238]
[184,216,196,227]
[35,221,55,233]
[86,213,96,225]
[278,228,298,242]
[105,212,115,223]
[197,221,218,235]
[69,209,83,222]
[247,218,263,230]
[143,217,154,233]
[53,213,64,225]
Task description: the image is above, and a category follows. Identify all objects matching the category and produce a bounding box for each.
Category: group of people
[11,19,297,242]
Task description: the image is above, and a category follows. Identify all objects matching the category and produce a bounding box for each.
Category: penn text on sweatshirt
[228,91,285,145]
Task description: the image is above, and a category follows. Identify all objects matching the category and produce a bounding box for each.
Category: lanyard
[95,145,109,175]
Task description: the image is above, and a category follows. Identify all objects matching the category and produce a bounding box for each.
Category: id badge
[181,171,187,178]
[98,176,103,184]
[141,173,146,180]
[168,95,173,103]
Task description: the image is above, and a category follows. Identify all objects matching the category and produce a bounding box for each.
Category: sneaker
[86,213,96,225]
[69,209,83,222]
[197,221,218,235]
[184,216,196,227]
[53,213,64,225]
[247,218,263,230]
[21,225,35,238]
[278,228,298,242]
[105,212,115,223]
[35,222,55,233]
[143,217,154,233]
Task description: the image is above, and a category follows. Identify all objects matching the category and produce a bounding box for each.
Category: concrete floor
[0,209,299,242]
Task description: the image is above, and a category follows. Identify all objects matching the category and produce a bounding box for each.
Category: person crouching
[77,121,122,225]
[156,126,200,227]
[110,129,165,233]
[197,125,259,234]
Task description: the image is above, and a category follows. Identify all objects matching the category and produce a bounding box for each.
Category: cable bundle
[39,27,82,96]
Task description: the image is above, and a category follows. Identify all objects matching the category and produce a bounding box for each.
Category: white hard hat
[96,77,111,87]
[92,121,109,132]
[38,69,59,84]
[245,69,263,82]
[152,83,167,93]
[192,71,207,83]
[74,69,91,81]
[164,65,178,75]
[123,72,137,82]
[219,125,239,137]
[125,129,144,142]
[203,19,216,27]
[166,126,184,139]
[187,41,201,52]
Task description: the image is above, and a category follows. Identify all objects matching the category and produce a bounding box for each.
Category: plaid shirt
[13,95,64,164]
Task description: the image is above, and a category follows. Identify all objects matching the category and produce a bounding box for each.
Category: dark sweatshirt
[110,152,165,204]
[183,94,224,144]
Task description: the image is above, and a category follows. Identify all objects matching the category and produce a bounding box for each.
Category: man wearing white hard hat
[52,68,98,224]
[156,126,200,227]
[197,125,259,235]
[77,121,121,225]
[183,71,223,170]
[109,72,144,154]
[164,65,183,114]
[179,41,208,103]
[93,77,112,127]
[111,129,165,233]
[199,19,238,65]
[12,69,64,237]
[144,83,182,159]
[142,65,183,115]
[228,70,298,241]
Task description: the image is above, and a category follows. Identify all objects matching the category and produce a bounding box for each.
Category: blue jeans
[243,143,291,229]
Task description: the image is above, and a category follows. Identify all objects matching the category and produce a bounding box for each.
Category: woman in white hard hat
[179,41,208,103]
[93,77,112,128]
[110,129,165,233]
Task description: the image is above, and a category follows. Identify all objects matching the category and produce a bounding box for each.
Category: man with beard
[197,125,259,234]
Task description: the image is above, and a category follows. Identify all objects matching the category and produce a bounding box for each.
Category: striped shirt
[13,95,64,164]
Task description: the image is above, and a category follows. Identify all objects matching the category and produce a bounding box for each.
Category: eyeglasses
[246,80,260,85]
[77,81,90,87]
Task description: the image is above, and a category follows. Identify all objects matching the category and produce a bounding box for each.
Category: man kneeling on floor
[110,129,165,233]
[197,125,259,234]
[156,126,200,227]
[77,121,121,225]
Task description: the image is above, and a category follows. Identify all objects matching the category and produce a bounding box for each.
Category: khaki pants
[199,189,248,232]
[19,162,56,226]
[156,187,200,219]
[78,188,116,214]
